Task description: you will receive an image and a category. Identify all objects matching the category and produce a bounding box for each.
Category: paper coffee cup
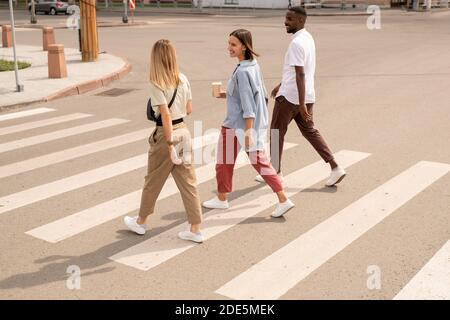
[212,82,222,98]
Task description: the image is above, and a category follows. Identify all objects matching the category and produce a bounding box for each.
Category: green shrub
[0,59,31,72]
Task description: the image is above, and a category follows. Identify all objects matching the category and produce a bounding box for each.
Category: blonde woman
[123,39,203,243]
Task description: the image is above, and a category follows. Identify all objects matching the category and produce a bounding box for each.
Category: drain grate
[96,88,137,97]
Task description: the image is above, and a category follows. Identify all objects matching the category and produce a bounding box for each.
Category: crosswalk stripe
[0,155,146,215]
[0,129,150,179]
[25,142,297,243]
[215,160,450,300]
[1,132,220,216]
[0,113,93,136]
[0,118,129,154]
[394,240,450,300]
[109,150,370,271]
[0,108,55,122]
[0,128,219,179]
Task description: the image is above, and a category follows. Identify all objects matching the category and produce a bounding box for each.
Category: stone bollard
[2,25,12,48]
[43,27,56,51]
[48,44,67,79]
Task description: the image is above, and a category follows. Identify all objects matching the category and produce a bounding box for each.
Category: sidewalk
[0,45,130,110]
[8,20,155,30]
[96,6,373,16]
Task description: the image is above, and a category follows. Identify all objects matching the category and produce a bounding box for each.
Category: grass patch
[0,59,31,72]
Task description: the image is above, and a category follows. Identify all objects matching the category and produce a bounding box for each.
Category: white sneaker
[255,172,284,184]
[178,230,204,243]
[123,216,146,235]
[271,199,295,218]
[326,167,347,187]
[202,196,229,209]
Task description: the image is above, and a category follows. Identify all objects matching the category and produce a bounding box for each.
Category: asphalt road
[0,9,449,300]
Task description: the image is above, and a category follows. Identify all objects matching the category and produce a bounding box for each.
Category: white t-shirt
[277,29,316,104]
[149,73,192,120]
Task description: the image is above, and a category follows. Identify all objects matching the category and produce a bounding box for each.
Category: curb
[45,61,132,102]
[0,60,132,112]
[8,22,151,30]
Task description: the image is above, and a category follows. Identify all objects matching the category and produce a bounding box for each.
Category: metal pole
[123,0,128,23]
[8,0,24,92]
[30,0,37,24]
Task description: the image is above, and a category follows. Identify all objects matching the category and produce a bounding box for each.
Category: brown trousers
[138,123,202,225]
[270,96,334,173]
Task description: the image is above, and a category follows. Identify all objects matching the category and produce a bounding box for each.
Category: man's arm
[295,66,312,122]
[271,83,282,99]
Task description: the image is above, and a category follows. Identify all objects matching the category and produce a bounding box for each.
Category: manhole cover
[96,88,137,97]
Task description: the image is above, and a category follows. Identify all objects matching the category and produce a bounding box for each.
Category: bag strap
[167,87,178,109]
[156,87,178,122]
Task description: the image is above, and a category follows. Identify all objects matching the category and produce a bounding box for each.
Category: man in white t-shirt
[260,6,346,187]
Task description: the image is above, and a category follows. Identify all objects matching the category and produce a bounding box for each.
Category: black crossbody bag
[146,87,178,125]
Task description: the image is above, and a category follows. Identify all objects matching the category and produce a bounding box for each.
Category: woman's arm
[159,105,173,142]
[159,105,182,164]
[244,118,254,151]
[186,100,192,115]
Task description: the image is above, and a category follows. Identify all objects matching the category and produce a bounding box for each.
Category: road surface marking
[110,150,370,271]
[2,132,220,216]
[215,161,450,300]
[0,113,92,136]
[0,130,221,179]
[26,142,297,243]
[0,118,129,154]
[394,240,450,300]
[0,108,55,122]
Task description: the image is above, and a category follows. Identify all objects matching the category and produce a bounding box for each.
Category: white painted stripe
[394,240,450,300]
[109,150,370,271]
[0,129,150,179]
[26,142,297,243]
[0,127,218,179]
[0,108,55,122]
[0,155,146,215]
[2,132,221,216]
[0,118,129,154]
[0,113,92,136]
[216,161,450,300]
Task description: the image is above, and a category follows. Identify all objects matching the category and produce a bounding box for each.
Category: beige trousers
[138,123,202,225]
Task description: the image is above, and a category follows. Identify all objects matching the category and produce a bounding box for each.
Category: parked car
[28,0,70,15]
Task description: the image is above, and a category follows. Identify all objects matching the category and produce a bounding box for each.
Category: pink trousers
[216,127,283,194]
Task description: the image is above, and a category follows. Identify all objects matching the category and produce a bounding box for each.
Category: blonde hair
[149,39,180,90]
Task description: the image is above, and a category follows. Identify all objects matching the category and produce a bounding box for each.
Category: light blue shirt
[223,59,269,151]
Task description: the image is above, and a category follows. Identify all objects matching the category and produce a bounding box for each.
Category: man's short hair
[288,6,307,18]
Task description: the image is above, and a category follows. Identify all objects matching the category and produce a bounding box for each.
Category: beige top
[149,73,192,120]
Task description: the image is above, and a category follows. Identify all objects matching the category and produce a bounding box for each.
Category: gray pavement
[0,9,449,300]
[0,44,128,108]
